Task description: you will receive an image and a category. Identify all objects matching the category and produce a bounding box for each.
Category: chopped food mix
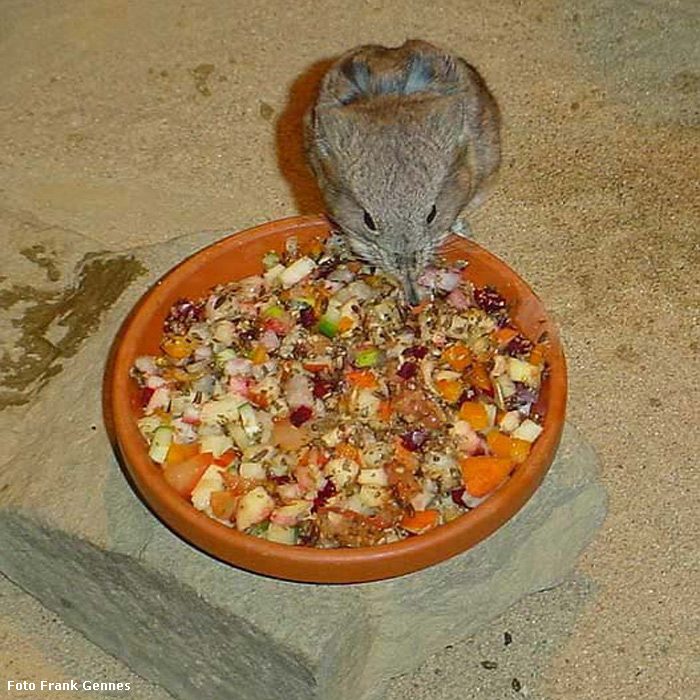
[132,234,548,548]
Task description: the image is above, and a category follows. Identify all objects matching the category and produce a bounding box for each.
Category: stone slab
[0,227,608,700]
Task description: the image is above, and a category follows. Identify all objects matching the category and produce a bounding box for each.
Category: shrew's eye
[363,210,377,231]
[427,205,437,224]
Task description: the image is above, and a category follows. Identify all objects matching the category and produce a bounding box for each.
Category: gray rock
[0,228,607,700]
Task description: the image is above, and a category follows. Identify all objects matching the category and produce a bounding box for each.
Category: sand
[1,1,698,698]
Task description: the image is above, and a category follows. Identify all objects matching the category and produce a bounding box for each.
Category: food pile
[132,235,548,548]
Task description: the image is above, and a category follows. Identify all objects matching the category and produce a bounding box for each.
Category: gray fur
[304,40,501,303]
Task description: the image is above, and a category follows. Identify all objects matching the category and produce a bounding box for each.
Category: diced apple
[269,500,312,527]
[325,457,360,489]
[191,465,224,512]
[200,394,245,425]
[359,485,389,508]
[511,419,544,443]
[200,434,234,458]
[235,486,275,531]
[239,461,266,480]
[266,523,297,545]
[507,357,541,387]
[357,467,389,486]
[499,410,522,433]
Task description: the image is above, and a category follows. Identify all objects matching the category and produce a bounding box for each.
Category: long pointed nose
[402,273,421,306]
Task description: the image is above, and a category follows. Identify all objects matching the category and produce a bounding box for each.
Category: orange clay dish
[131,232,550,548]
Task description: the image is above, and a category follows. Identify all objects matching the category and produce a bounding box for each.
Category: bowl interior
[108,215,566,583]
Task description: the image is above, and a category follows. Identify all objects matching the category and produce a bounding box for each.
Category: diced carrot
[162,452,214,497]
[435,378,463,403]
[486,430,513,458]
[338,316,355,333]
[441,343,473,371]
[394,440,419,470]
[210,490,238,521]
[296,446,312,467]
[528,343,547,367]
[400,509,440,534]
[345,369,379,389]
[308,445,330,466]
[213,449,238,467]
[510,437,532,464]
[486,431,532,464]
[466,362,493,394]
[458,401,490,431]
[492,326,519,348]
[335,443,362,463]
[302,359,333,373]
[164,441,200,466]
[459,456,514,497]
[377,399,393,422]
[250,344,269,365]
[161,336,196,359]
[247,389,269,408]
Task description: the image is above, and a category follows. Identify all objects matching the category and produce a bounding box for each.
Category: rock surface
[0,230,606,700]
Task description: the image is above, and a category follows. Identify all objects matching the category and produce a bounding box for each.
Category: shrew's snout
[401,273,421,306]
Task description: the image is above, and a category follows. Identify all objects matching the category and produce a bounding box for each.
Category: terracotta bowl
[107,215,567,583]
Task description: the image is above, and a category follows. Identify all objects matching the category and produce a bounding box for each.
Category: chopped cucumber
[318,306,342,338]
[148,426,173,464]
[247,521,270,538]
[262,305,284,318]
[266,523,297,545]
[354,347,381,367]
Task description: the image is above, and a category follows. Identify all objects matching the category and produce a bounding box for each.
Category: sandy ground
[1,1,699,699]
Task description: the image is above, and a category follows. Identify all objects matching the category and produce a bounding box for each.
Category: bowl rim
[106,214,567,583]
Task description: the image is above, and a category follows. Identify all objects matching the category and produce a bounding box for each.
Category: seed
[290,405,313,427]
[511,677,522,692]
[504,631,513,646]
[481,660,498,670]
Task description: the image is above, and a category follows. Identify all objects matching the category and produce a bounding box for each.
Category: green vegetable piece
[247,522,270,538]
[318,306,341,338]
[355,348,381,368]
[262,305,285,318]
[262,251,281,270]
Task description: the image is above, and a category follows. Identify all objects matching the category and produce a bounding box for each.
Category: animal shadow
[275,57,335,215]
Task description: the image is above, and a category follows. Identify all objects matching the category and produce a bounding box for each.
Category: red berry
[403,346,429,359]
[299,306,317,329]
[397,362,418,380]
[289,405,313,427]
[312,378,335,399]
